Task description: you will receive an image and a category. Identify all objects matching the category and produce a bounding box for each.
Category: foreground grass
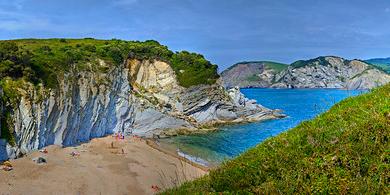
[165,84,390,194]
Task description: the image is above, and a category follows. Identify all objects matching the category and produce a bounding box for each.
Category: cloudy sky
[1,0,390,70]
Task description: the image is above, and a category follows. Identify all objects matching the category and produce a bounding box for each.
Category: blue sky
[1,0,390,70]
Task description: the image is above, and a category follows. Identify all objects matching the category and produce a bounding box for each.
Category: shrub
[170,51,219,87]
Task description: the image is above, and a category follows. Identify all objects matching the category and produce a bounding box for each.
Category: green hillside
[373,64,390,73]
[263,61,288,73]
[164,84,390,194]
[365,58,390,73]
[0,38,219,89]
[223,61,287,74]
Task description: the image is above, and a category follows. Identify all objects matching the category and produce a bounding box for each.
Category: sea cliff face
[222,56,390,89]
[0,58,282,160]
[273,57,390,89]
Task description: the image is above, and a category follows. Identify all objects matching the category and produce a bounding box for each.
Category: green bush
[171,51,219,87]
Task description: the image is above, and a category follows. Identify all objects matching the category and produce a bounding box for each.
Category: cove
[160,88,366,166]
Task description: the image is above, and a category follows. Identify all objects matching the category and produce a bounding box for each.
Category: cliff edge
[0,39,283,160]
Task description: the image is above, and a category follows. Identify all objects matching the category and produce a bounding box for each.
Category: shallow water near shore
[160,88,366,167]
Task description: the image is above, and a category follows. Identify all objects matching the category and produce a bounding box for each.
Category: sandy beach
[0,136,207,195]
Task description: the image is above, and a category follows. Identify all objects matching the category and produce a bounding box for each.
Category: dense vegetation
[165,84,390,194]
[0,38,219,89]
[171,51,219,87]
[0,38,219,143]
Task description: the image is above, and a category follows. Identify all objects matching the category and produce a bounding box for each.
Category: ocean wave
[176,149,210,167]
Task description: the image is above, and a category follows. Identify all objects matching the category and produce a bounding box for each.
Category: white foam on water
[176,149,210,167]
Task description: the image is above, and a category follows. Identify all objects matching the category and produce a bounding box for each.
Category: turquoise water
[160,89,366,166]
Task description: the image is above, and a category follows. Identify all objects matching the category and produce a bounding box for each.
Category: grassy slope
[224,61,287,73]
[366,58,390,66]
[262,61,287,73]
[365,58,390,74]
[373,64,390,73]
[165,84,390,194]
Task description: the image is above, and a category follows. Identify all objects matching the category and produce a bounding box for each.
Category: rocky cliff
[222,56,390,89]
[221,61,287,88]
[0,58,282,161]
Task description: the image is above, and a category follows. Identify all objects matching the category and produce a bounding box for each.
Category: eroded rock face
[0,58,281,160]
[127,59,182,94]
[221,56,390,89]
[221,62,279,88]
[273,57,390,89]
[5,63,135,158]
[346,69,390,89]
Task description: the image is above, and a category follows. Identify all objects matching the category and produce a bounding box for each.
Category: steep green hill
[366,58,390,73]
[262,61,287,73]
[165,84,390,194]
[0,38,219,89]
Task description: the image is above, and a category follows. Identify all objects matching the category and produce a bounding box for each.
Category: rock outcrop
[222,56,390,89]
[0,58,283,160]
[273,57,390,89]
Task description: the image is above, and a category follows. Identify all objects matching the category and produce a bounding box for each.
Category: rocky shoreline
[145,138,210,171]
[0,58,283,161]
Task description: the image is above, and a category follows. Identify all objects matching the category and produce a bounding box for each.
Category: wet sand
[0,136,207,195]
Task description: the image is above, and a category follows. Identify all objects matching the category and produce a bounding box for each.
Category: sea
[160,88,366,167]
